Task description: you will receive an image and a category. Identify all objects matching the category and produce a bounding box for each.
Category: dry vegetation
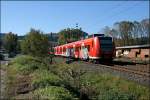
[3,55,150,100]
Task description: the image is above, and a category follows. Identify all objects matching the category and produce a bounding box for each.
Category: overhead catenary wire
[99,1,143,24]
[86,1,141,34]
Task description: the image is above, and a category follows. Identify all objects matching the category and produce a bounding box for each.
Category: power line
[97,1,127,21]
[87,2,127,34]
[99,1,142,24]
[95,1,143,33]
[88,2,136,31]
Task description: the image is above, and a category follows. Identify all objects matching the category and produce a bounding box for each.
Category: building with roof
[116,44,150,60]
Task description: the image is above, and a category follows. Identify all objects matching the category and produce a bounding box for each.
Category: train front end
[98,36,115,60]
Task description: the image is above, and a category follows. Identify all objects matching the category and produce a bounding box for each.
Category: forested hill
[0,33,25,41]
[0,33,59,42]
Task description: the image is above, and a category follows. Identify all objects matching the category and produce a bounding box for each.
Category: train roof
[88,34,104,38]
[116,44,150,49]
[54,37,94,48]
[54,35,112,48]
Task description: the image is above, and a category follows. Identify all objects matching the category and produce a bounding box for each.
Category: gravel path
[0,69,6,99]
[0,61,8,99]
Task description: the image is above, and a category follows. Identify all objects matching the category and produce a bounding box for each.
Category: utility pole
[76,23,79,40]
[76,23,78,28]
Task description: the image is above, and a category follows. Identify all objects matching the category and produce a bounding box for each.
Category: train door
[66,48,70,57]
[66,48,74,58]
[70,48,75,58]
[81,44,89,60]
[74,46,80,58]
[62,47,66,56]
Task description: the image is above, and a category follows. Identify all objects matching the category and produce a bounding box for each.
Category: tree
[58,28,88,45]
[140,19,149,44]
[118,21,134,46]
[102,26,111,36]
[101,18,149,46]
[3,32,18,54]
[132,21,141,45]
[131,19,149,45]
[21,28,49,57]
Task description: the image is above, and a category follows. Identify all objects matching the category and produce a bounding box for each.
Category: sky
[1,1,149,36]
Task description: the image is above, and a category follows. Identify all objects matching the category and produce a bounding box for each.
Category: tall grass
[31,69,63,89]
[80,72,150,100]
[7,55,48,74]
[6,55,150,100]
[33,86,73,100]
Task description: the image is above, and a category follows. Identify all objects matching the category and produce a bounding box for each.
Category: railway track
[81,61,150,80]
[98,64,149,78]
[55,57,150,86]
[56,57,150,79]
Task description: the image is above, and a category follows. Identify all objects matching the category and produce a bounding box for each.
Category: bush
[33,86,73,100]
[21,28,49,57]
[8,55,43,74]
[31,70,63,88]
[3,32,18,54]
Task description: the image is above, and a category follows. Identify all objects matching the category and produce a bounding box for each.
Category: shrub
[9,55,49,74]
[11,55,35,65]
[8,55,43,74]
[33,86,73,100]
[31,70,63,89]
[3,32,18,54]
[21,28,49,57]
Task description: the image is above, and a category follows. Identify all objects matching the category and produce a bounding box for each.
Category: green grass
[7,55,47,74]
[6,55,75,99]
[14,86,74,100]
[33,86,73,100]
[31,69,63,88]
[80,72,150,100]
[5,55,150,100]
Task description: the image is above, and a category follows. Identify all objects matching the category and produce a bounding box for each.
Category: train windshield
[99,37,113,52]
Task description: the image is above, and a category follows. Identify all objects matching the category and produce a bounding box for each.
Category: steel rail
[82,61,150,79]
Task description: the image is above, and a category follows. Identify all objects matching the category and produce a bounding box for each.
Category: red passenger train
[54,34,115,61]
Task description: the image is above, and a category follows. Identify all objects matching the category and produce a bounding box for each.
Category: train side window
[63,48,66,52]
[60,48,61,52]
[145,55,149,58]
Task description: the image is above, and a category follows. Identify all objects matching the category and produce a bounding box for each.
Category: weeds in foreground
[5,55,150,100]
[31,69,63,89]
[33,86,73,100]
